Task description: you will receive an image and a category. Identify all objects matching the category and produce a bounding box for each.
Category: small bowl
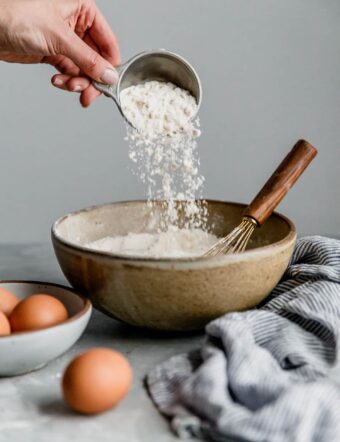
[0,281,92,376]
[52,200,296,331]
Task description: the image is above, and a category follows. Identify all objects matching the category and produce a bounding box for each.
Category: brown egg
[0,311,11,336]
[9,294,68,332]
[0,288,19,317]
[62,348,133,415]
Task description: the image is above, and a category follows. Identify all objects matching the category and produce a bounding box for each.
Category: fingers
[48,54,90,93]
[58,24,118,85]
[51,74,100,107]
[49,51,102,106]
[80,85,101,107]
[48,4,121,107]
[44,54,81,77]
[51,74,71,90]
[51,74,91,92]
[89,6,121,66]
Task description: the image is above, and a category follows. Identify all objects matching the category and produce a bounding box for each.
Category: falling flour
[121,81,207,230]
[87,80,213,258]
[85,228,217,259]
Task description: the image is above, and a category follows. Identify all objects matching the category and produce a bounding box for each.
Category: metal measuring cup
[92,49,202,127]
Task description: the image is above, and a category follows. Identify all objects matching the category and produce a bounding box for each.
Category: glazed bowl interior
[53,200,293,259]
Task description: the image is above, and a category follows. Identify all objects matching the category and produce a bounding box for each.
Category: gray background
[0,0,339,243]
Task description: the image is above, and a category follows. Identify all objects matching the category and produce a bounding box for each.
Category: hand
[0,0,121,106]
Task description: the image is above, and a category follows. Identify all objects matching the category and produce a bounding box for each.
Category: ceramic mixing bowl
[52,200,296,331]
[0,281,92,376]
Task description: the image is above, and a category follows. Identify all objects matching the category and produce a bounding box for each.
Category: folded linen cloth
[146,236,340,441]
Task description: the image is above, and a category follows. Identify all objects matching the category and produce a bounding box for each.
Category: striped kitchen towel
[146,236,340,441]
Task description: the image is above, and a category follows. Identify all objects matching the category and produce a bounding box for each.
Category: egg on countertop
[62,348,133,414]
[0,288,19,317]
[0,311,11,336]
[9,294,68,332]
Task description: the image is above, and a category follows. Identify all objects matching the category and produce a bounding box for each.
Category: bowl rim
[0,280,92,341]
[51,199,297,263]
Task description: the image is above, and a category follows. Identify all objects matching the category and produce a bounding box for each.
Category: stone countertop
[0,244,204,442]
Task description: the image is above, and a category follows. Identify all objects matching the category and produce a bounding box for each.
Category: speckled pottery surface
[52,200,296,331]
[0,281,92,376]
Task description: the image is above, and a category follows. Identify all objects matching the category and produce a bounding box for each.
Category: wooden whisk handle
[244,139,318,225]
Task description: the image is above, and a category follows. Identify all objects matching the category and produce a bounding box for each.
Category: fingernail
[101,68,119,85]
[53,78,64,86]
[73,85,82,92]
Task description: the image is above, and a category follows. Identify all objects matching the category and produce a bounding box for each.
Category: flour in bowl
[121,80,207,230]
[85,228,218,259]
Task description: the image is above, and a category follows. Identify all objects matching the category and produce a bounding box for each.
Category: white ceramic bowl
[0,281,92,376]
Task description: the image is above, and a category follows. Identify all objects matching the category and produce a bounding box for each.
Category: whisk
[204,139,318,258]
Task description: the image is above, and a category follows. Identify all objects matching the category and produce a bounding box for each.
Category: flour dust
[121,81,208,231]
[86,80,213,258]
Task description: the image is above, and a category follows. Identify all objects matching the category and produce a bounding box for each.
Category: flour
[121,80,207,230]
[87,81,212,259]
[85,228,218,259]
[120,81,200,139]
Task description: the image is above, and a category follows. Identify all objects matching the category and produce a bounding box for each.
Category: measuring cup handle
[92,66,127,101]
[92,52,150,101]
[92,80,118,102]
[92,61,128,102]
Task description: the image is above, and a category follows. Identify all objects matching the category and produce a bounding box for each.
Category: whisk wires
[204,217,257,258]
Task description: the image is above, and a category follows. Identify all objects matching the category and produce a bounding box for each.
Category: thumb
[58,28,119,85]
